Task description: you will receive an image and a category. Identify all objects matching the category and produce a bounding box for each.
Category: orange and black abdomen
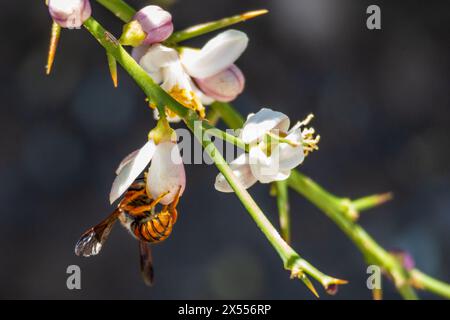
[118,182,176,243]
[131,211,174,243]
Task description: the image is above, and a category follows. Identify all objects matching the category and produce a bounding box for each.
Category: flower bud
[390,249,416,271]
[48,0,91,29]
[195,64,245,102]
[131,5,173,46]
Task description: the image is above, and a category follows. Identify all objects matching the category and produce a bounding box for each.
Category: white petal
[214,153,257,192]
[249,145,290,183]
[273,128,305,171]
[161,59,192,93]
[181,30,248,78]
[146,69,163,84]
[240,108,290,144]
[147,142,186,205]
[115,149,139,175]
[109,140,156,204]
[139,44,178,72]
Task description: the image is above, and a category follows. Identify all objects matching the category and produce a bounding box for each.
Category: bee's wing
[139,241,154,286]
[75,209,120,257]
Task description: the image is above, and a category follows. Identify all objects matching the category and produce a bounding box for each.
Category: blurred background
[1,0,449,299]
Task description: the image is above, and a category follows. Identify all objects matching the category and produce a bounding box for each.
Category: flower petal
[109,140,156,204]
[214,153,257,192]
[147,142,186,205]
[249,145,291,183]
[115,149,139,175]
[240,108,290,144]
[139,44,179,72]
[161,59,192,93]
[181,30,248,78]
[195,64,245,102]
[273,128,305,171]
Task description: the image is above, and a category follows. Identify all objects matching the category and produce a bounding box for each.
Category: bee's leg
[168,186,182,223]
[139,241,154,286]
[119,188,146,210]
[128,191,170,215]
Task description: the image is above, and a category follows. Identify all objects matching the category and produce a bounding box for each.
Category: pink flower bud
[134,5,174,45]
[390,249,416,271]
[195,64,245,102]
[48,0,91,29]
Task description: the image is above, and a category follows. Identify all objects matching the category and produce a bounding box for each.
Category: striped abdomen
[130,211,174,243]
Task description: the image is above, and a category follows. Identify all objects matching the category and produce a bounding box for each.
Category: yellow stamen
[299,114,320,157]
[168,85,205,118]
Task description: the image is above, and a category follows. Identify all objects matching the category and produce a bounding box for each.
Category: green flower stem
[410,269,450,299]
[95,0,266,45]
[287,171,418,300]
[86,1,450,299]
[83,18,188,118]
[351,192,393,212]
[211,102,450,300]
[201,121,248,152]
[165,9,268,44]
[210,102,245,129]
[186,117,345,295]
[83,16,343,296]
[96,0,135,22]
[275,180,291,244]
[206,108,220,126]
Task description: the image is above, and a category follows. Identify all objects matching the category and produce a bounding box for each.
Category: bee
[74,180,182,286]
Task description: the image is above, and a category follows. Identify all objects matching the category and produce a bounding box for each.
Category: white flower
[215,108,319,192]
[181,30,248,102]
[110,138,185,205]
[137,44,209,122]
[48,0,91,29]
[133,29,248,121]
[180,30,248,79]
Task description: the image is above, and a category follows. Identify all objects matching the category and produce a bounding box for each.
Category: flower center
[168,85,205,118]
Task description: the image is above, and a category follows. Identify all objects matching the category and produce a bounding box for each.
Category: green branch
[96,0,135,22]
[275,180,291,244]
[287,171,418,300]
[83,16,346,297]
[166,10,268,44]
[410,269,450,299]
[210,102,245,130]
[85,0,450,300]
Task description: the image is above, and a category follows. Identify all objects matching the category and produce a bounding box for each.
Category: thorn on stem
[291,267,320,298]
[46,22,61,75]
[376,192,394,206]
[324,278,349,296]
[241,9,269,21]
[107,52,118,88]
